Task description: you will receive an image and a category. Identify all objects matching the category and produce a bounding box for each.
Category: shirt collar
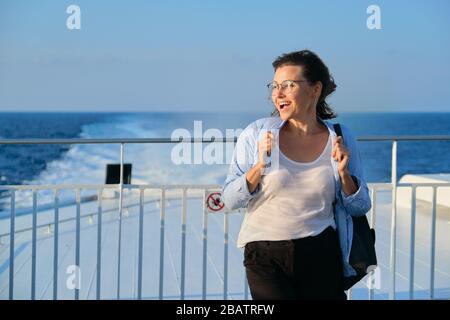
[277,117,330,131]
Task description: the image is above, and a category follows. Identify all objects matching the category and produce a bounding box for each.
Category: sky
[0,0,449,113]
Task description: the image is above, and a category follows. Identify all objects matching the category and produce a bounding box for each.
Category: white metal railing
[346,182,450,300]
[2,182,449,300]
[0,184,224,300]
[0,135,450,300]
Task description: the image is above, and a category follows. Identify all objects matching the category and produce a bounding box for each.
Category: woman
[221,50,371,300]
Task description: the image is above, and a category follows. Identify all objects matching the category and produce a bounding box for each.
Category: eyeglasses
[267,80,306,96]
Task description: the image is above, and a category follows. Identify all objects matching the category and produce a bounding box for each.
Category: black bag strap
[333,123,343,143]
[333,123,359,189]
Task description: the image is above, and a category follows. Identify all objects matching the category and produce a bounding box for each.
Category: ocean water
[0,112,449,208]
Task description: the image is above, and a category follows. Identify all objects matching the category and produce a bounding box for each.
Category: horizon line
[0,110,449,114]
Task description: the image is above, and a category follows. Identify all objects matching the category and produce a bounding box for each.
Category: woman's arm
[339,169,358,196]
[339,125,372,217]
[246,162,265,193]
[221,125,272,210]
[221,124,258,211]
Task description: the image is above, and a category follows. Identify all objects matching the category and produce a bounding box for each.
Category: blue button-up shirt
[221,116,372,276]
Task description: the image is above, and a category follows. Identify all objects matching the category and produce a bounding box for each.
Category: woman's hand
[246,131,273,194]
[332,136,350,176]
[333,136,359,196]
[257,131,273,167]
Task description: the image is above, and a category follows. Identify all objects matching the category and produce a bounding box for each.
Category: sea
[0,112,449,209]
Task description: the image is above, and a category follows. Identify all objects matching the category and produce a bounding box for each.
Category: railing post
[429,186,437,299]
[159,188,166,300]
[180,188,187,300]
[369,187,377,300]
[137,188,144,300]
[223,212,229,300]
[31,189,37,300]
[389,140,397,300]
[75,188,81,300]
[53,189,59,300]
[96,188,103,300]
[202,189,208,300]
[409,186,417,299]
[9,191,15,300]
[117,143,124,300]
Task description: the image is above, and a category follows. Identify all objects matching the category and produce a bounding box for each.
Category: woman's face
[271,65,321,121]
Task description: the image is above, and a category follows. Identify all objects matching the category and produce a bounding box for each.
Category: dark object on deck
[105,164,132,184]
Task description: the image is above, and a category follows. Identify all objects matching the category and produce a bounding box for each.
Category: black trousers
[244,226,346,300]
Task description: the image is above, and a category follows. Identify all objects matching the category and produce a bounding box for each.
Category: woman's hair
[270,49,337,119]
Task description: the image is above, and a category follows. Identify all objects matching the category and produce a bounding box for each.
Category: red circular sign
[206,192,225,212]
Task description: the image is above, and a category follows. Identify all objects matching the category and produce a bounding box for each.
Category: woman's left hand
[332,137,350,175]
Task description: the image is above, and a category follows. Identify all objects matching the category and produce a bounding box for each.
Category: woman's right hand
[246,131,273,193]
[257,131,273,168]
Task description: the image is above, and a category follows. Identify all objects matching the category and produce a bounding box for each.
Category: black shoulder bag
[333,123,377,290]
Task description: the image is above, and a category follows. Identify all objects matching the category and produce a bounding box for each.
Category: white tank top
[237,133,336,248]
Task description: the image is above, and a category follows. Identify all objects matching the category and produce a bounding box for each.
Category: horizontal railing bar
[357,136,450,141]
[0,184,222,190]
[0,138,238,144]
[0,185,118,190]
[124,184,222,190]
[365,182,450,188]
[4,182,448,192]
[0,135,450,145]
[397,183,450,187]
[368,183,392,190]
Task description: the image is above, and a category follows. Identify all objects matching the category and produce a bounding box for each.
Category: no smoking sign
[206,192,225,212]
